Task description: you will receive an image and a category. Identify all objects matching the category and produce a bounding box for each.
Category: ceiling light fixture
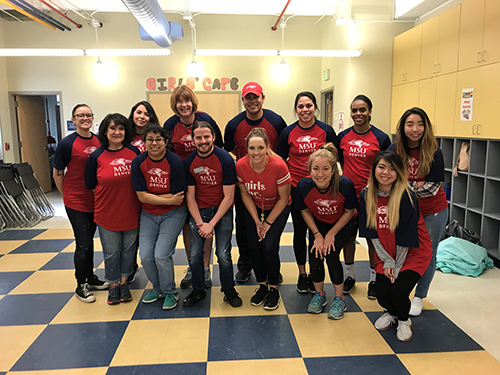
[0,48,85,56]
[195,49,361,57]
[85,49,172,56]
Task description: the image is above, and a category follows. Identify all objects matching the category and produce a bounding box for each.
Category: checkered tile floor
[1,223,499,375]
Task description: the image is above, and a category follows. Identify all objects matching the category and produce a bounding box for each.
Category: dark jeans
[65,206,96,284]
[245,204,291,286]
[291,186,312,266]
[376,270,421,321]
[309,217,357,285]
[235,185,251,272]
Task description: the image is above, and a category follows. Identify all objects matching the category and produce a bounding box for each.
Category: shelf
[486,141,500,179]
[465,211,481,235]
[469,140,487,175]
[453,202,467,209]
[444,168,453,173]
[484,212,500,221]
[482,217,500,260]
[467,176,484,211]
[441,138,454,170]
[469,173,485,178]
[450,205,465,224]
[487,176,500,182]
[452,173,467,205]
[484,180,500,217]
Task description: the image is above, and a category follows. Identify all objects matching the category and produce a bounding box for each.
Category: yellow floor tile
[111,318,209,366]
[349,282,384,312]
[175,236,185,249]
[7,368,108,375]
[207,358,308,375]
[174,265,191,287]
[33,228,75,240]
[0,295,4,301]
[0,325,46,371]
[289,312,393,357]
[0,240,28,254]
[210,285,287,317]
[0,253,57,272]
[51,290,142,324]
[409,290,436,310]
[60,238,102,253]
[280,232,293,246]
[398,351,500,375]
[10,270,76,294]
[231,246,239,264]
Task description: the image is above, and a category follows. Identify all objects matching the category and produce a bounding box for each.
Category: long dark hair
[128,101,159,135]
[98,113,133,149]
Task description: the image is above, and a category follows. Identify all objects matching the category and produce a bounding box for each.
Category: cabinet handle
[472,124,476,135]
[477,124,481,135]
[402,73,405,82]
[433,64,436,74]
[477,52,482,63]
[437,63,441,73]
[482,51,487,62]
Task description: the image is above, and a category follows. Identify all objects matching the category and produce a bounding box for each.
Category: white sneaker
[409,297,423,316]
[374,312,396,331]
[396,318,413,341]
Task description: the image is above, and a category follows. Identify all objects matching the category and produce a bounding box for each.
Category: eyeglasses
[74,113,94,118]
[145,138,165,144]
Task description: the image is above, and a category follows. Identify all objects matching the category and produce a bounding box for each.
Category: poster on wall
[67,120,76,131]
[460,88,474,121]
[338,112,345,132]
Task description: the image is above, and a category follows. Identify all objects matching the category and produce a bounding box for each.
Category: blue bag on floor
[436,237,494,277]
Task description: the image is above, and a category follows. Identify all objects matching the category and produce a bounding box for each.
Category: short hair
[192,121,215,137]
[351,94,373,111]
[97,113,133,149]
[170,85,198,116]
[142,123,174,152]
[128,101,160,135]
[72,103,91,117]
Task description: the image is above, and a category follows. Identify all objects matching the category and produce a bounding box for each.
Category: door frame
[8,91,64,163]
[320,86,335,129]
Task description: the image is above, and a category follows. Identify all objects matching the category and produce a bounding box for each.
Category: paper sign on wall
[460,88,474,121]
[338,112,345,132]
[67,120,76,131]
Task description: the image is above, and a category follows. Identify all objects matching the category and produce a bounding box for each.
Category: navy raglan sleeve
[219,151,237,185]
[426,148,445,182]
[277,126,291,160]
[224,119,236,152]
[131,154,147,192]
[84,150,99,191]
[183,154,196,186]
[358,189,378,239]
[341,177,358,210]
[169,153,187,194]
[395,191,420,248]
[53,135,74,171]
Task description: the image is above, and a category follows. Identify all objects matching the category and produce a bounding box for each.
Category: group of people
[53,81,448,342]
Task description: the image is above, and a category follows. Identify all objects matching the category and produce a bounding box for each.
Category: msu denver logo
[377,206,388,215]
[148,168,169,178]
[109,158,131,166]
[297,135,319,143]
[313,199,337,214]
[147,168,169,186]
[348,139,370,148]
[83,146,97,155]
[180,134,192,142]
[110,158,132,176]
[296,135,320,153]
[348,139,370,157]
[313,199,333,207]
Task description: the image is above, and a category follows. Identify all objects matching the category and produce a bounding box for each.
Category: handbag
[453,141,470,177]
[445,219,481,245]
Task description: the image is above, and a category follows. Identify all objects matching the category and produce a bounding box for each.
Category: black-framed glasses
[145,138,165,144]
[74,113,94,118]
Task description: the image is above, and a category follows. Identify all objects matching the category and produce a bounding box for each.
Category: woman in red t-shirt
[358,150,431,342]
[128,101,160,154]
[391,107,448,317]
[236,128,291,310]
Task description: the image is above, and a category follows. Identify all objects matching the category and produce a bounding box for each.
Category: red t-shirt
[375,196,432,276]
[54,132,100,212]
[235,155,291,209]
[131,134,146,153]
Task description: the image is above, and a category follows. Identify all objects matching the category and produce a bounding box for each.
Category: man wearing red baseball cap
[224,82,287,283]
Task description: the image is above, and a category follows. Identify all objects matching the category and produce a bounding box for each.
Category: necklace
[260,193,265,223]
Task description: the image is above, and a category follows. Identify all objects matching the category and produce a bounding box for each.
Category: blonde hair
[394,107,437,177]
[308,143,340,197]
[245,127,277,156]
[170,85,199,116]
[364,151,412,232]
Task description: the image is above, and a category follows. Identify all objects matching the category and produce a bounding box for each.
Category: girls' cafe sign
[146,77,240,92]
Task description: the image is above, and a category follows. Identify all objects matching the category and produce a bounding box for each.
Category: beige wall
[1,12,411,162]
[0,20,11,161]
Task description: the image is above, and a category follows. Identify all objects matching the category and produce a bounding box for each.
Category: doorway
[10,93,62,193]
[321,89,334,129]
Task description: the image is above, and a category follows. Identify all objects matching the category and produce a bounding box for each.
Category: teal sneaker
[307,291,327,314]
[163,294,179,310]
[328,296,347,320]
[142,291,160,304]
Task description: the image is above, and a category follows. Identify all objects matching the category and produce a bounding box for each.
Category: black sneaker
[87,275,109,290]
[367,281,377,300]
[343,276,356,294]
[264,287,281,310]
[75,283,96,303]
[127,271,137,284]
[120,283,133,302]
[296,274,309,293]
[278,272,283,284]
[235,269,251,283]
[107,285,120,305]
[183,289,206,307]
[224,288,243,307]
[250,284,269,306]
[308,274,315,294]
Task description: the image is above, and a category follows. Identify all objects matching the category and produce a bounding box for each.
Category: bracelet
[313,231,320,235]
[265,220,272,226]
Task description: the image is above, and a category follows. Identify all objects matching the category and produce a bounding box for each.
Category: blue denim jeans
[415,206,448,299]
[97,225,138,284]
[139,207,187,295]
[189,207,234,292]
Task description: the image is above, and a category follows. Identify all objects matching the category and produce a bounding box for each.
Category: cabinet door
[402,25,422,83]
[418,77,437,124]
[420,17,439,79]
[458,0,485,71]
[483,0,500,65]
[435,73,457,137]
[454,67,482,138]
[477,63,500,138]
[393,34,406,85]
[438,6,460,75]
[391,82,420,134]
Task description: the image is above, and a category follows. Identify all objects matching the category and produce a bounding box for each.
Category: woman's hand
[323,232,336,256]
[197,222,214,239]
[258,221,271,241]
[383,268,395,283]
[170,192,185,205]
[311,234,325,259]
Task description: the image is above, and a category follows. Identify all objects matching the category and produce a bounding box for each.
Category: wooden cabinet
[458,0,500,70]
[476,63,500,139]
[454,67,482,138]
[390,81,419,133]
[420,6,460,79]
[392,25,422,85]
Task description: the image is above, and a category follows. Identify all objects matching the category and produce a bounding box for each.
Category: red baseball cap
[242,82,263,97]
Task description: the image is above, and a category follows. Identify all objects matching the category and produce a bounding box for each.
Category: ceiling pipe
[37,0,82,29]
[271,0,291,31]
[0,0,56,30]
[8,0,71,31]
[121,0,183,48]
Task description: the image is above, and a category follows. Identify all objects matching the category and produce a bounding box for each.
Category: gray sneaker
[180,267,192,289]
[205,267,212,288]
[327,297,347,320]
[307,291,327,314]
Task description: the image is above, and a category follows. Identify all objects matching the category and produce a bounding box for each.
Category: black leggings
[235,185,251,272]
[65,207,96,284]
[290,186,312,266]
[245,204,290,286]
[376,270,421,321]
[309,217,357,285]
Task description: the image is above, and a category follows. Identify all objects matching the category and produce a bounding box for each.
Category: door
[15,95,52,192]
